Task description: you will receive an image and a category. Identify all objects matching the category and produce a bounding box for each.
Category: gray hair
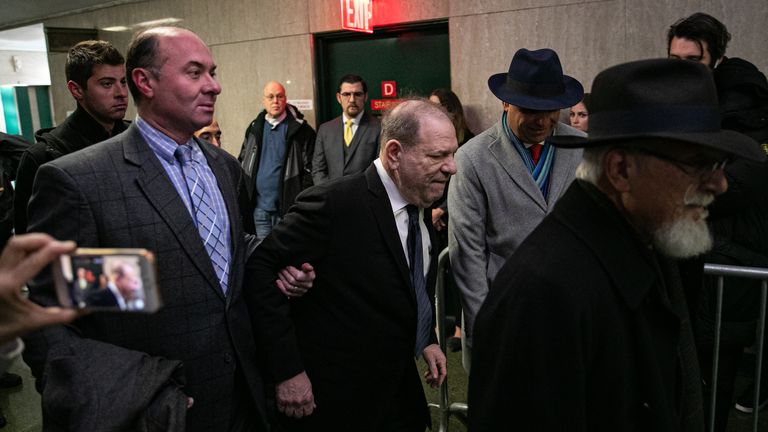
[380,98,450,150]
[575,146,609,185]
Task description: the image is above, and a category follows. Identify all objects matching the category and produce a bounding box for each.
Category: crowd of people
[0,10,766,432]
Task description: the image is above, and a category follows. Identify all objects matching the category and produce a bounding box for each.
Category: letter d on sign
[382,81,396,98]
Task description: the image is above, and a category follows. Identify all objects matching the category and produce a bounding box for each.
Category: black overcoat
[470,180,703,432]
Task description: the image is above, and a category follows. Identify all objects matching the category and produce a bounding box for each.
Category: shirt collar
[342,111,364,125]
[136,115,200,165]
[265,111,287,127]
[374,158,410,213]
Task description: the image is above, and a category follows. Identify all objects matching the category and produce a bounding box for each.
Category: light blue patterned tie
[406,205,432,357]
[174,145,229,294]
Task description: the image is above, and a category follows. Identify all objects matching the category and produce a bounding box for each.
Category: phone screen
[54,249,162,313]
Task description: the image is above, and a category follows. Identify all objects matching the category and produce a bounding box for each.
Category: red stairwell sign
[371,80,398,111]
[370,99,400,111]
[381,81,396,97]
[340,0,373,34]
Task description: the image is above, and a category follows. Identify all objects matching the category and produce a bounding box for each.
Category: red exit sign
[340,0,373,33]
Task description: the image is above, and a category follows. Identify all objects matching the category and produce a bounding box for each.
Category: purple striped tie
[174,145,229,294]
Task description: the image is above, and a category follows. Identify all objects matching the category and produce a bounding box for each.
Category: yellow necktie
[344,119,353,146]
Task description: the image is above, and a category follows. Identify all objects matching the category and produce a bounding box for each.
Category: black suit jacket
[84,286,120,308]
[23,123,271,431]
[247,165,437,430]
[311,112,380,185]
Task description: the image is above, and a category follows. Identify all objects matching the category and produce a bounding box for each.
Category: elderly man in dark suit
[23,27,312,431]
[249,98,453,431]
[469,59,765,431]
[311,74,380,185]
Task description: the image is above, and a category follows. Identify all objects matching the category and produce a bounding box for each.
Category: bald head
[262,81,287,118]
[126,26,191,102]
[379,98,452,156]
[126,26,221,143]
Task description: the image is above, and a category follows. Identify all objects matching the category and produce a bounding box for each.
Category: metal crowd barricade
[704,263,768,432]
[427,247,468,431]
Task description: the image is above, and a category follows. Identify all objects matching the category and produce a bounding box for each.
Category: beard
[652,191,715,259]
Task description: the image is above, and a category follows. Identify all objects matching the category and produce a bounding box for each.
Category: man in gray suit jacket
[312,74,380,185]
[23,27,312,431]
[448,48,586,370]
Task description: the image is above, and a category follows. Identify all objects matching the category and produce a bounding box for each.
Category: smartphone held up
[53,248,162,313]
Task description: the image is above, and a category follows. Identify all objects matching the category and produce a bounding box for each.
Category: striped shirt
[136,116,232,281]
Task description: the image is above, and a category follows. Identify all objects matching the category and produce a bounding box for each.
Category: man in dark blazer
[23,27,312,432]
[469,59,764,431]
[248,99,453,431]
[311,74,380,185]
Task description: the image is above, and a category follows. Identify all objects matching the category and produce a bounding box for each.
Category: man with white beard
[469,59,765,432]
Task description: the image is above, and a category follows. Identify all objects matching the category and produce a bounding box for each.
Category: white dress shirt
[373,158,430,276]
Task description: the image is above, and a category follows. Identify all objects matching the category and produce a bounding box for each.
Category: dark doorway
[314,21,450,124]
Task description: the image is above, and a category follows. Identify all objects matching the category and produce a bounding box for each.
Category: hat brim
[488,73,584,111]
[549,129,765,161]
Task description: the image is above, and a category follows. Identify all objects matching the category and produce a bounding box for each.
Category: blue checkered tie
[406,205,432,357]
[174,145,229,294]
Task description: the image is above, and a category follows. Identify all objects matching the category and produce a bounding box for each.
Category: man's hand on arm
[422,343,447,388]
[276,262,316,298]
[431,208,446,231]
[276,371,316,418]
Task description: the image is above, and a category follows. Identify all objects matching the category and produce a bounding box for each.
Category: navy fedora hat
[549,58,764,161]
[488,48,584,111]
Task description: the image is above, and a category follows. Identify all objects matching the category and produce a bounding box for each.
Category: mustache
[683,192,714,207]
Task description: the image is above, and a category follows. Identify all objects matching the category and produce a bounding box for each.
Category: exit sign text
[341,0,373,33]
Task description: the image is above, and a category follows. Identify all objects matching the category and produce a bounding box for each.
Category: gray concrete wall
[40,0,768,155]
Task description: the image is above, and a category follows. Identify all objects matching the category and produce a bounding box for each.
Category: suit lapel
[327,117,345,175]
[125,126,225,301]
[487,123,547,211]
[365,166,412,290]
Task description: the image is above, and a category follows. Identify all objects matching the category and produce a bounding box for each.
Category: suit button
[224,352,233,363]
[642,402,651,410]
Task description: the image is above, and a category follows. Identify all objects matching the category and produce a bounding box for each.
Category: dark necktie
[174,145,229,294]
[406,205,433,357]
[529,144,542,165]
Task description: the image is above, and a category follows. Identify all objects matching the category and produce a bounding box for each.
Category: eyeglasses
[340,91,365,98]
[635,148,728,180]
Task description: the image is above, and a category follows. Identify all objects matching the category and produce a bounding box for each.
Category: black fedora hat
[488,48,584,111]
[550,58,764,161]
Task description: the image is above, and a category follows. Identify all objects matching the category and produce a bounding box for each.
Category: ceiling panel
[0,0,144,31]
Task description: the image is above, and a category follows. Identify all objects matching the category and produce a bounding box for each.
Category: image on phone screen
[56,250,161,312]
